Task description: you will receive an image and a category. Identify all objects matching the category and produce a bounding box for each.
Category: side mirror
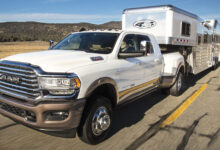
[49,40,54,49]
[140,40,147,51]
[118,52,144,59]
[140,40,152,55]
[205,20,218,29]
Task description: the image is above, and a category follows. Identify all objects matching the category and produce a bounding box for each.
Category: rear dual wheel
[213,59,219,70]
[170,71,184,96]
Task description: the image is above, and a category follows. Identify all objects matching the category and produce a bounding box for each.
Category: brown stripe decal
[119,78,159,98]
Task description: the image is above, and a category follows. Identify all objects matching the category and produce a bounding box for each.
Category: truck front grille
[0,61,41,101]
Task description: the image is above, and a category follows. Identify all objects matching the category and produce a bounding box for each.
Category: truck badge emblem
[134,19,157,29]
[90,56,104,61]
[0,73,21,84]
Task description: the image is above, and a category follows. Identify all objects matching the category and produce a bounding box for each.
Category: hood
[2,50,107,72]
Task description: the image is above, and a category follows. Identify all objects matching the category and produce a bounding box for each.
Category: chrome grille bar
[21,78,38,83]
[0,84,40,97]
[0,70,37,78]
[19,82,39,88]
[0,61,40,101]
[0,66,34,74]
[0,81,39,92]
[0,62,34,71]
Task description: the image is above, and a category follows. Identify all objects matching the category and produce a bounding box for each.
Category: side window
[120,34,154,56]
[182,22,191,36]
[120,34,137,53]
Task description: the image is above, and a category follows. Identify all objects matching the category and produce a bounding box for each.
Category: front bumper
[0,94,85,131]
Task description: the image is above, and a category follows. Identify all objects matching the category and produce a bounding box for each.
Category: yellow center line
[160,83,208,128]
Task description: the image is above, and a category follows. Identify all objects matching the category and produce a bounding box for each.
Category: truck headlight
[38,77,80,95]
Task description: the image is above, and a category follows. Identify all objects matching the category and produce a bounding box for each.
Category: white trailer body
[122,5,220,74]
[122,5,197,46]
[191,19,220,74]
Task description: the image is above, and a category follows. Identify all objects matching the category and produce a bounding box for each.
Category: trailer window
[203,31,211,43]
[182,22,191,36]
[197,34,202,45]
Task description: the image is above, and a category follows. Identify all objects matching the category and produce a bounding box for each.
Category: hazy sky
[0,0,219,24]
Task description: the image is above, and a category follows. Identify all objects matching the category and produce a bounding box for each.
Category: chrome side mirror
[140,40,152,55]
[140,40,147,51]
[49,40,54,49]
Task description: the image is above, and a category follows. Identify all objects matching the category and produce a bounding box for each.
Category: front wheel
[77,96,113,145]
[170,71,184,96]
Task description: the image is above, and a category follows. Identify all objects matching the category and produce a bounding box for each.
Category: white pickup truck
[0,30,184,144]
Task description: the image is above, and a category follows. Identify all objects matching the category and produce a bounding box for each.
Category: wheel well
[87,84,117,108]
[179,66,185,74]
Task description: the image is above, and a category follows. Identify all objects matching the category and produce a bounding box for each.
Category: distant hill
[100,21,122,29]
[0,21,122,42]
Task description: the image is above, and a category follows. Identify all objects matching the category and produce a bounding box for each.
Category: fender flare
[160,62,185,88]
[176,62,185,75]
[173,62,185,84]
[85,77,119,104]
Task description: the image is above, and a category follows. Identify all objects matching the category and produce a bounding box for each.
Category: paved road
[0,66,220,150]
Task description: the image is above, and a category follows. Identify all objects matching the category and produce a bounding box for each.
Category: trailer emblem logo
[0,73,21,84]
[134,19,157,29]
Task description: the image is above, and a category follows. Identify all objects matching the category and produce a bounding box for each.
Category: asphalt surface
[0,66,220,150]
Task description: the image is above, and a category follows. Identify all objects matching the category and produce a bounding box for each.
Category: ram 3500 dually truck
[0,30,184,144]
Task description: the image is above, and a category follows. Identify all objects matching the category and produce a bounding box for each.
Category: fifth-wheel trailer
[0,5,220,145]
[123,5,220,74]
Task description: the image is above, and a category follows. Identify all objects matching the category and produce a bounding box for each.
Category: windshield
[53,32,119,54]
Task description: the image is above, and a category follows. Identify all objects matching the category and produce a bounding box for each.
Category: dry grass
[0,41,49,59]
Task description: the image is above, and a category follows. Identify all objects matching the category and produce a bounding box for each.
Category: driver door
[117,34,146,100]
[117,34,161,102]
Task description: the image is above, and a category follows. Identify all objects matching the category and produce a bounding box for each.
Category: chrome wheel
[91,106,111,136]
[170,71,184,96]
[177,73,182,92]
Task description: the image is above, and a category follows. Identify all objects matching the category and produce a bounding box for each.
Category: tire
[170,71,184,96]
[216,62,219,69]
[213,63,217,70]
[77,96,113,145]
[213,58,219,70]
